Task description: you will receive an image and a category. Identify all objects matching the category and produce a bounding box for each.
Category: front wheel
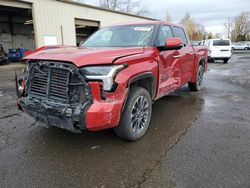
[114,86,152,141]
[188,65,204,91]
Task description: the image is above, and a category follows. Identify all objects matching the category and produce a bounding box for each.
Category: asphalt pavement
[0,54,249,188]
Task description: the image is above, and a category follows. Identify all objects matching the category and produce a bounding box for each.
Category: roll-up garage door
[75,19,99,28]
[75,19,99,46]
[0,0,32,9]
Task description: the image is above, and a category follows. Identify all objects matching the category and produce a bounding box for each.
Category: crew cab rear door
[156,25,181,97]
[172,26,195,85]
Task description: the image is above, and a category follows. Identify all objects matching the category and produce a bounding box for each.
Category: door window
[156,25,174,46]
[172,27,188,46]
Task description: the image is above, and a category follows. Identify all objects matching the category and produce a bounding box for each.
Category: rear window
[213,40,230,46]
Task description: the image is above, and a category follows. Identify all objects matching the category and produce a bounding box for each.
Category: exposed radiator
[29,62,85,103]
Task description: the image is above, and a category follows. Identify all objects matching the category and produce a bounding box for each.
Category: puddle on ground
[208,69,233,76]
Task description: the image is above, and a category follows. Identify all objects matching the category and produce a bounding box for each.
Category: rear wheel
[114,86,152,141]
[208,58,214,63]
[223,58,229,64]
[188,65,204,91]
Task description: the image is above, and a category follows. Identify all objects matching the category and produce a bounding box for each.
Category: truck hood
[24,46,144,67]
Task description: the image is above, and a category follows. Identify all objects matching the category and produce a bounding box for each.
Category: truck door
[172,26,195,85]
[156,25,181,98]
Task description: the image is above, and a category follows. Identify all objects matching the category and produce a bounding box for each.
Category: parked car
[16,21,208,141]
[231,43,249,50]
[198,40,206,46]
[191,41,201,46]
[204,38,232,63]
[0,44,9,65]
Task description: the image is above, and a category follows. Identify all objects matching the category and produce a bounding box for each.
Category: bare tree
[180,12,196,40]
[99,0,124,10]
[180,12,207,40]
[223,17,234,39]
[207,32,213,39]
[98,0,149,16]
[166,12,172,22]
[134,6,150,16]
[122,0,137,13]
[224,12,250,41]
[233,11,250,41]
[195,23,206,40]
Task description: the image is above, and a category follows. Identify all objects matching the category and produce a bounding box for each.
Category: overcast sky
[84,0,250,34]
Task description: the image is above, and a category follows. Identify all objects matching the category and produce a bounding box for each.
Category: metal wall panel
[32,0,153,47]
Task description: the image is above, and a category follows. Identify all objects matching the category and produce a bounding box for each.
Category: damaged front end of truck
[16,61,92,133]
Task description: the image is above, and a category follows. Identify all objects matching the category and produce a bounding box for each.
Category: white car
[232,43,249,50]
[204,39,232,63]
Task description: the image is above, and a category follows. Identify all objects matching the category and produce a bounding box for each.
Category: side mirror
[165,38,183,50]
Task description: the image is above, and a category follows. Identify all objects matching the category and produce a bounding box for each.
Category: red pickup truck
[16,21,207,141]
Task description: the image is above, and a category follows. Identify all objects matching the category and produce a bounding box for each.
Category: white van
[204,39,232,63]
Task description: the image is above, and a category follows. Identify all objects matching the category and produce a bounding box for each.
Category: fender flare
[127,72,156,99]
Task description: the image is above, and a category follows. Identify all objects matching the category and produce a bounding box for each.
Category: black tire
[208,58,214,63]
[223,58,229,64]
[188,65,204,91]
[114,86,152,141]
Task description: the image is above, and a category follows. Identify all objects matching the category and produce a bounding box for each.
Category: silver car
[231,43,249,50]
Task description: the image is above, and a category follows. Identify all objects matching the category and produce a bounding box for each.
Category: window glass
[204,40,210,47]
[172,27,188,45]
[213,40,230,46]
[156,25,173,46]
[82,25,155,47]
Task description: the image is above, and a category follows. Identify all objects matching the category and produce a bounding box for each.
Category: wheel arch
[190,57,206,83]
[127,72,156,99]
[198,58,206,72]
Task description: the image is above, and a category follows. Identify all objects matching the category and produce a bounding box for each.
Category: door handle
[173,55,181,59]
[190,51,194,55]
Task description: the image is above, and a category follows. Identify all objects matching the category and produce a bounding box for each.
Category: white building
[0,0,155,51]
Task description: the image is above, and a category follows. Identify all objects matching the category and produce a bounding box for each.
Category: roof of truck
[103,21,182,28]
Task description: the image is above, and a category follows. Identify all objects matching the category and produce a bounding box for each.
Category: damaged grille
[29,62,86,103]
[49,68,69,101]
[30,66,49,97]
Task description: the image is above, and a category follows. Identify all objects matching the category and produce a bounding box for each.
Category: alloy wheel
[130,96,149,133]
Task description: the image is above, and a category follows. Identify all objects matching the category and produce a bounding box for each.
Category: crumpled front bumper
[18,81,128,132]
[85,82,128,131]
[19,96,91,133]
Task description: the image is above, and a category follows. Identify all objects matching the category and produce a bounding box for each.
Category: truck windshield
[213,40,230,46]
[81,25,155,47]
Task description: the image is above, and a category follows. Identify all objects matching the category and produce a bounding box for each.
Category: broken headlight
[15,62,29,98]
[80,65,126,91]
